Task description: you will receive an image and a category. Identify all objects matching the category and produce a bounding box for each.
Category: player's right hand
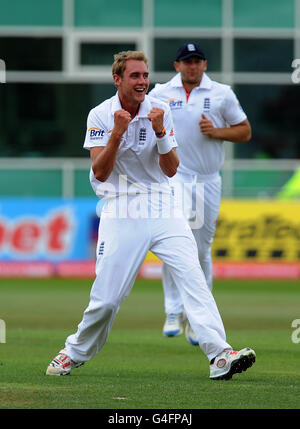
[113,109,131,137]
[199,113,216,138]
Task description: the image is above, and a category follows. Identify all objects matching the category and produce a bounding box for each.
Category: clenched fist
[148,107,164,134]
[113,109,132,137]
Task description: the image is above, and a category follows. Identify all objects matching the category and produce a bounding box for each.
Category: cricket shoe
[210,347,256,380]
[185,321,199,346]
[163,313,185,337]
[46,348,84,376]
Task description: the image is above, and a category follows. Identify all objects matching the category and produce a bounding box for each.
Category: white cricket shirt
[83,92,177,199]
[149,73,247,176]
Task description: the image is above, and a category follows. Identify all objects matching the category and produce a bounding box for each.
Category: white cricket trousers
[162,172,221,315]
[65,197,230,363]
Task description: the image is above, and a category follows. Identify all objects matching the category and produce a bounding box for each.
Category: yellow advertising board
[212,200,300,262]
[142,200,300,279]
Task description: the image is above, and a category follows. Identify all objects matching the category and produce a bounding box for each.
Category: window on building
[0,37,62,71]
[234,38,293,73]
[80,42,136,66]
[234,84,300,159]
[0,83,116,157]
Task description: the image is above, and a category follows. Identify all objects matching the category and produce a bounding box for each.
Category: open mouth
[134,88,146,93]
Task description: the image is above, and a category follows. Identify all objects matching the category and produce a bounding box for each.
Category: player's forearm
[92,131,123,182]
[159,148,179,177]
[210,123,251,143]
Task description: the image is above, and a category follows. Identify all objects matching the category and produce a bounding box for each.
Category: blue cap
[175,43,206,62]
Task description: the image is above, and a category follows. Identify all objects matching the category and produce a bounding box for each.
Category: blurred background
[0,0,299,280]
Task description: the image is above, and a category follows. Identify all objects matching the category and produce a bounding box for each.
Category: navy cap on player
[175,43,206,62]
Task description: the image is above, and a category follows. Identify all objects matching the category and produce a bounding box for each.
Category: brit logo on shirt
[139,127,147,144]
[203,98,210,111]
[168,98,183,109]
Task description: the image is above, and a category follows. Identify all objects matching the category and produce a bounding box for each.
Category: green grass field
[0,277,299,409]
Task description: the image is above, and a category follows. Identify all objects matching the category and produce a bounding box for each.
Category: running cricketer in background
[149,43,251,345]
[46,51,255,380]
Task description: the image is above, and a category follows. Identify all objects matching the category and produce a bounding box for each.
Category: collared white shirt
[83,92,177,199]
[149,73,247,176]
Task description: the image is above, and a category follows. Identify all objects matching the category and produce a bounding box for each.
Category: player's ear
[113,73,121,87]
[174,61,180,72]
[203,60,208,72]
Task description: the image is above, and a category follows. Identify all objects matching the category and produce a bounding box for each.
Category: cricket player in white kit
[46,51,255,380]
[149,43,252,345]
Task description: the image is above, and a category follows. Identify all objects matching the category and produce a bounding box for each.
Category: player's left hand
[148,108,164,134]
[199,113,216,138]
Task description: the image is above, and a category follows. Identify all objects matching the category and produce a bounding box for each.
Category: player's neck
[119,96,140,119]
[182,80,201,94]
